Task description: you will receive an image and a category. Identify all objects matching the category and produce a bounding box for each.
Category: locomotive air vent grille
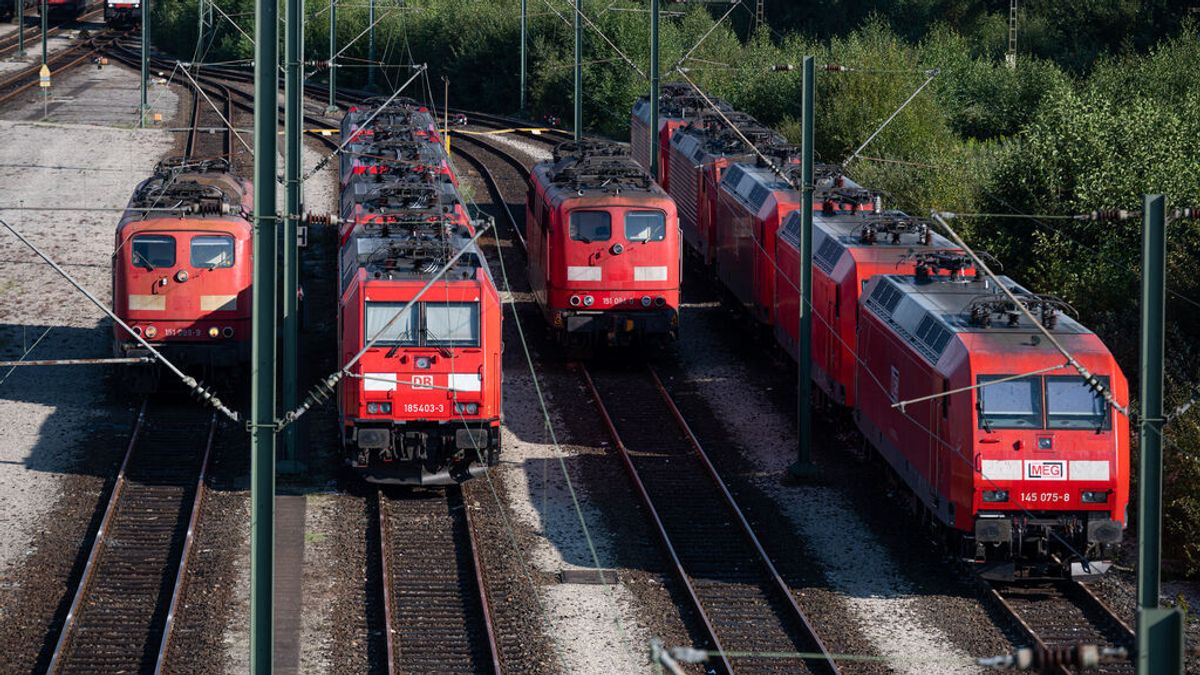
[814,236,843,273]
[868,281,903,316]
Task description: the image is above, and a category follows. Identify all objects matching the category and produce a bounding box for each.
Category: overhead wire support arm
[0,219,239,422]
[841,69,938,168]
[930,211,1128,418]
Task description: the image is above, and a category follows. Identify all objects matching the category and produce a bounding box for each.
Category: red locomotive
[338,100,502,485]
[776,209,967,407]
[112,158,253,389]
[629,82,726,192]
[633,91,1130,576]
[104,0,139,26]
[713,157,874,326]
[667,110,784,265]
[856,270,1128,575]
[526,140,681,348]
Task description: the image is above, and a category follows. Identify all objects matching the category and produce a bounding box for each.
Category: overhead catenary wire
[841,68,938,168]
[0,219,239,422]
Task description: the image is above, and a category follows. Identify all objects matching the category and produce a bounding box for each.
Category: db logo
[411,375,434,390]
[1026,461,1064,479]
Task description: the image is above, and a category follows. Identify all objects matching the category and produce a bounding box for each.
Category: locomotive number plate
[1018,492,1070,504]
[165,328,202,337]
[402,403,445,414]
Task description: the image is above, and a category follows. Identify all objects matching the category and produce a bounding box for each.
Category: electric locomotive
[667,110,784,265]
[338,101,502,485]
[526,140,681,348]
[104,0,139,26]
[775,208,969,407]
[856,268,1129,577]
[112,158,253,390]
[713,155,874,326]
[630,82,728,192]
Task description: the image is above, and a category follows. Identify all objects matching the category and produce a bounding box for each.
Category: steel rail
[0,31,118,106]
[577,364,735,674]
[377,488,499,674]
[47,403,218,673]
[983,579,1135,675]
[0,6,104,57]
[376,488,399,674]
[47,399,148,673]
[579,364,840,674]
[154,413,219,673]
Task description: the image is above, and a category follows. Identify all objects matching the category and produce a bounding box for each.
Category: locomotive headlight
[367,402,379,414]
[208,327,220,338]
[415,357,432,369]
[583,295,594,307]
[175,269,189,283]
[982,490,1009,503]
[380,402,392,414]
[455,402,479,415]
[1082,490,1110,504]
[131,326,143,336]
[222,326,234,338]
[655,296,666,307]
[143,325,158,339]
[641,296,652,307]
[569,295,582,307]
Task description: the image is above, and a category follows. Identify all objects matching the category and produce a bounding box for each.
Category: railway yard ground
[0,35,1197,675]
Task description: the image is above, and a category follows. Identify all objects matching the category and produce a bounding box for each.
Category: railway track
[985,579,1135,674]
[0,7,104,59]
[377,487,500,674]
[183,74,235,162]
[0,28,118,107]
[47,400,217,673]
[579,364,837,675]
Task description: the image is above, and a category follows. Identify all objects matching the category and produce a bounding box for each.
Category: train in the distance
[104,0,140,27]
[633,86,1130,578]
[526,140,681,349]
[111,158,254,392]
[337,98,502,485]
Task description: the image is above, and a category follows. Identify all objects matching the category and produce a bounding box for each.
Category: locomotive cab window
[425,303,480,348]
[976,375,1043,429]
[131,234,176,269]
[365,303,418,345]
[190,235,235,268]
[625,210,666,242]
[569,210,611,242]
[1045,375,1110,430]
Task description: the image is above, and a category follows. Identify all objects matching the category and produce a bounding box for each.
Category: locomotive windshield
[1046,375,1110,430]
[366,302,418,345]
[976,375,1042,429]
[425,303,480,347]
[365,301,479,348]
[191,235,234,268]
[570,210,611,242]
[131,234,175,269]
[625,211,666,242]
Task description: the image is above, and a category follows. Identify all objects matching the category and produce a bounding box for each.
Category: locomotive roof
[119,158,250,224]
[538,140,666,199]
[670,111,786,164]
[341,220,486,290]
[863,273,1091,365]
[782,210,959,274]
[720,161,873,214]
[632,82,731,123]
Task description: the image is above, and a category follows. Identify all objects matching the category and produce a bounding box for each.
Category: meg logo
[1025,461,1065,479]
